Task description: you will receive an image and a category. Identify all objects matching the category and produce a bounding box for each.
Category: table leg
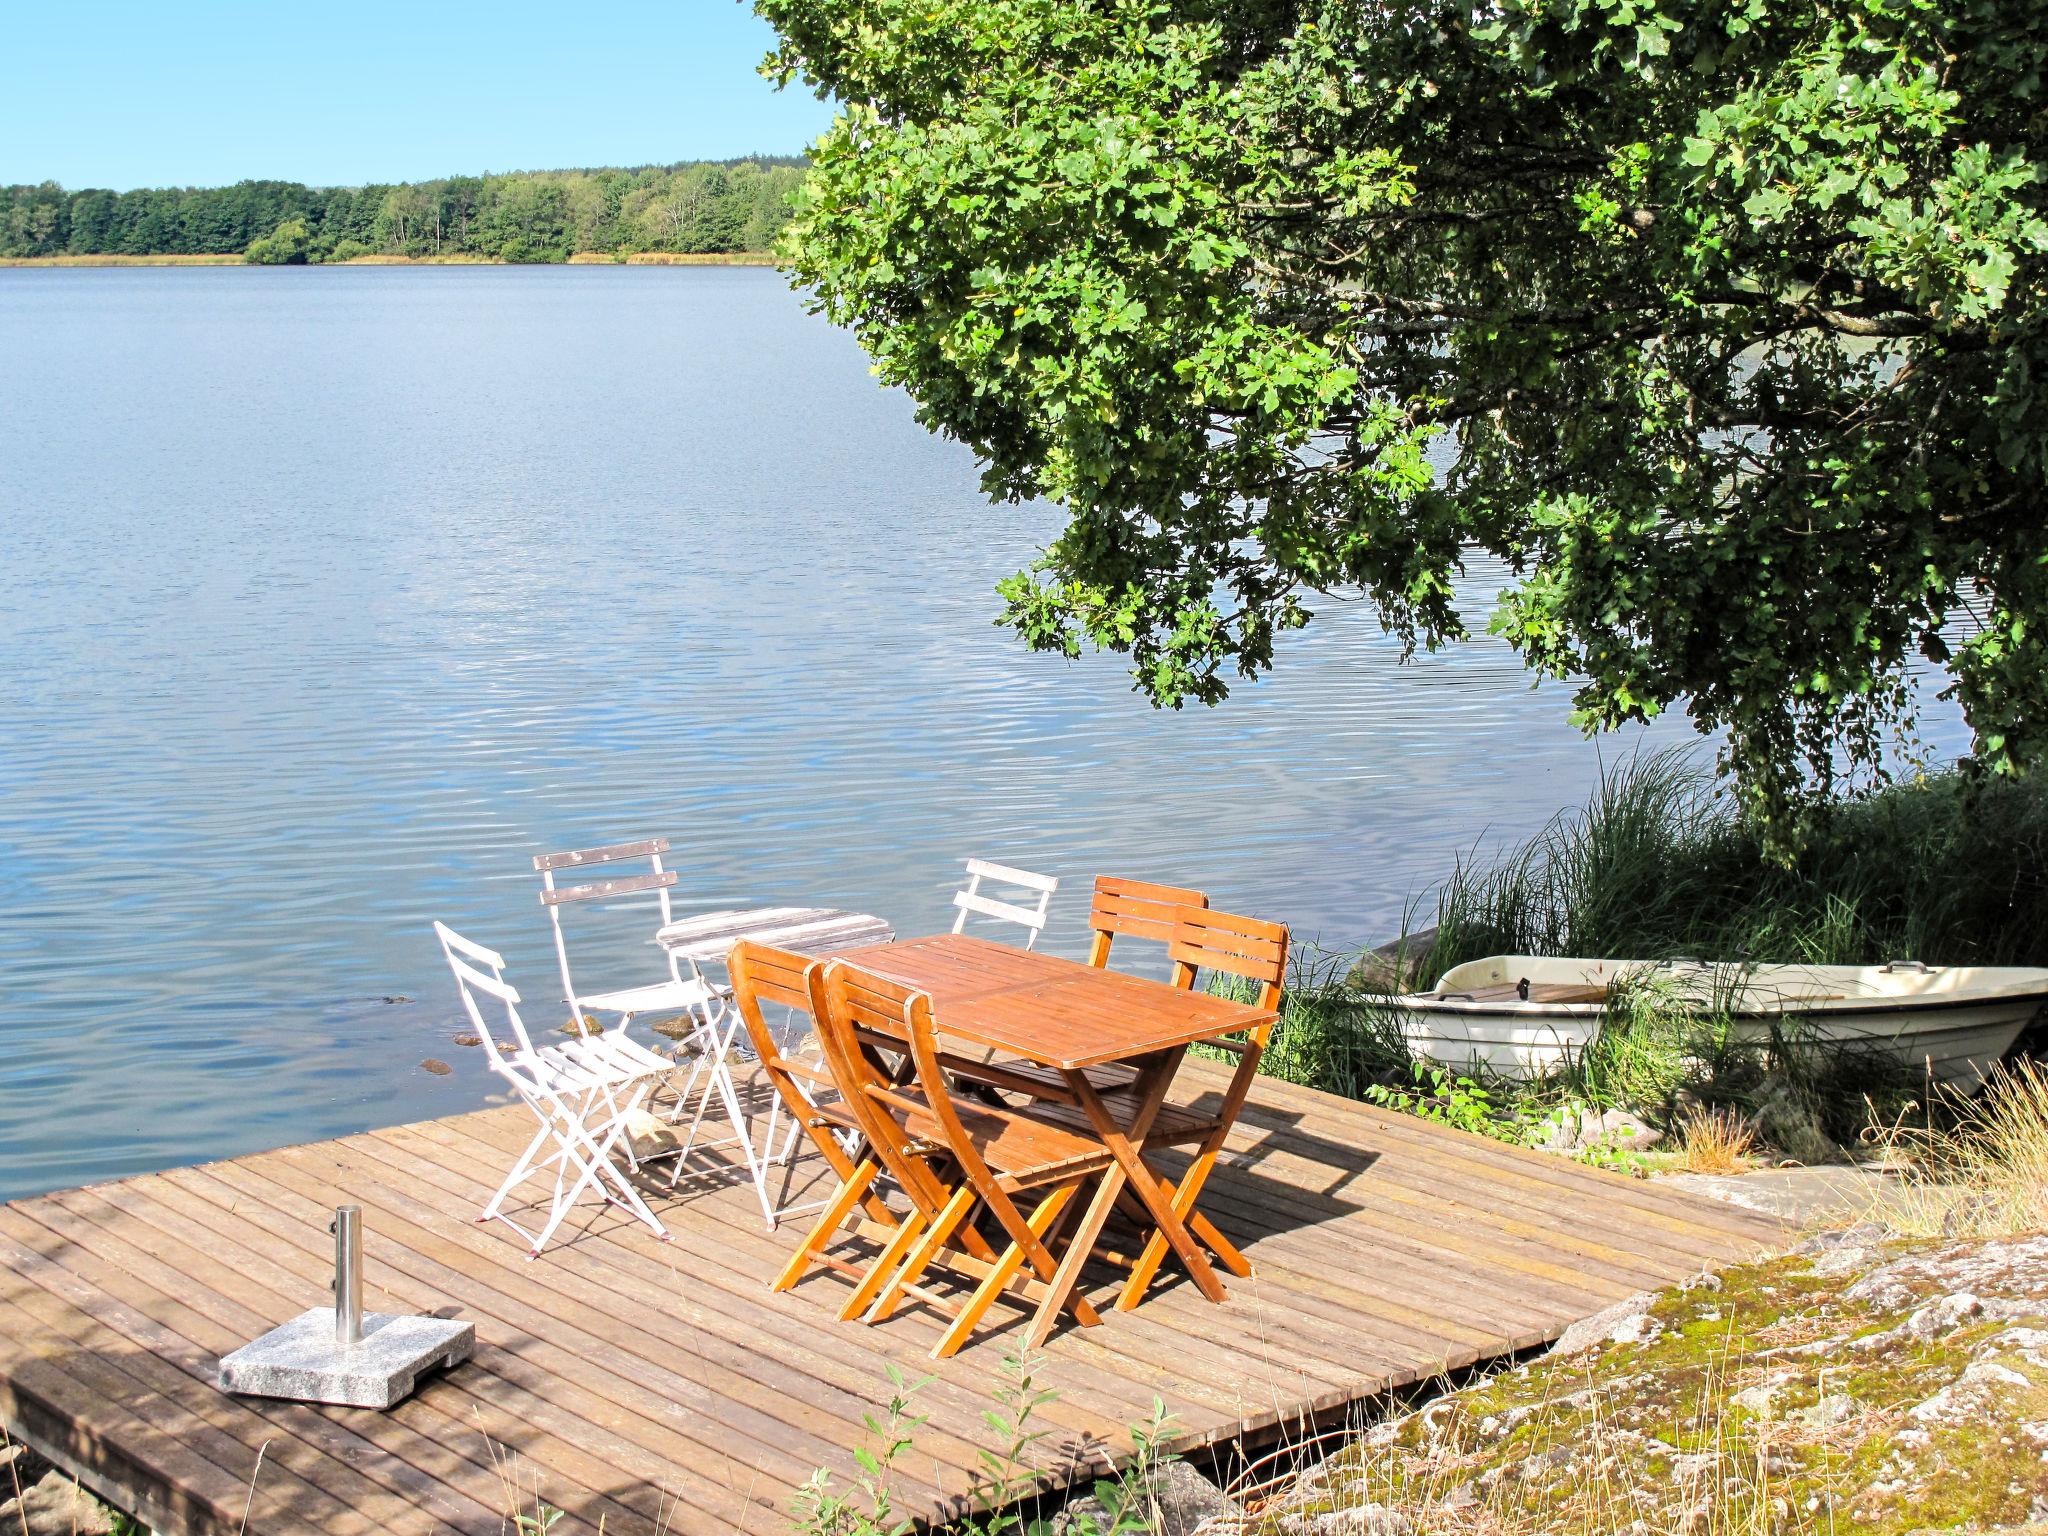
[1027,1165,1120,1347]
[1116,1034,1266,1309]
[1066,1052,1227,1305]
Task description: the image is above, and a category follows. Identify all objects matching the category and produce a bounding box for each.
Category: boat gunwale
[1397,956,2048,1021]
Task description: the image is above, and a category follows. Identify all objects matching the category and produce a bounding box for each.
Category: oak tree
[758,0,2048,830]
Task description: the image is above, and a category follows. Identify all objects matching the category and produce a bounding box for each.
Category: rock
[1903,1293,1985,1340]
[1748,1076,1841,1165]
[1809,1243,1880,1279]
[1793,1392,1858,1431]
[1977,1326,2048,1367]
[419,1057,452,1075]
[0,1442,51,1487]
[1548,1291,1661,1357]
[1846,1235,2048,1312]
[1908,1360,2035,1423]
[1794,1223,1888,1256]
[1663,1166,1890,1225]
[1535,1106,1663,1156]
[1056,1458,1243,1536]
[1346,930,1438,992]
[1278,1507,1410,1536]
[1438,1482,1478,1512]
[1731,1373,1792,1415]
[0,1470,118,1536]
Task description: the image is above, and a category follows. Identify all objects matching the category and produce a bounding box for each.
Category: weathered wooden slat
[537,869,678,906]
[0,1057,1788,1536]
[962,858,1060,893]
[533,838,670,872]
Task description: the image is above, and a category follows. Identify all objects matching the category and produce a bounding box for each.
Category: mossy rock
[1252,1231,2048,1535]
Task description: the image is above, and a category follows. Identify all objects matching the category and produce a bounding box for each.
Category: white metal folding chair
[432,921,673,1257]
[535,838,716,1035]
[950,858,1058,949]
[534,838,768,1207]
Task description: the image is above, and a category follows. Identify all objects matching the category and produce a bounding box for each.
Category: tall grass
[1416,748,2048,977]
[1255,752,2048,1138]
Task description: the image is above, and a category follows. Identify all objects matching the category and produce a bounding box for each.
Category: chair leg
[525,1113,617,1256]
[1191,1210,1253,1277]
[931,1184,1076,1360]
[774,1158,881,1291]
[838,1202,939,1322]
[481,1118,555,1223]
[866,1184,977,1323]
[586,1085,670,1241]
[1116,1035,1266,1308]
[1116,1130,1252,1306]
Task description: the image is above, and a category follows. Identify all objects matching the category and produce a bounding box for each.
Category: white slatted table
[651,907,894,1224]
[655,906,895,965]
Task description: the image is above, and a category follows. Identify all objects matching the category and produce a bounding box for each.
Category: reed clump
[1674,1104,1758,1175]
[1416,748,2048,976]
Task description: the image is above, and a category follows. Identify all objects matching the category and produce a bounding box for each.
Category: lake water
[0,265,1960,1202]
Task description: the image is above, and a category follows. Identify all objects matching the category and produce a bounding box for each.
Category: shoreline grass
[0,252,245,266]
[1251,752,2048,1158]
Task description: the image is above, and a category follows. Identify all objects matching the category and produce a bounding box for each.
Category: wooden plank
[656,908,895,963]
[962,859,1059,893]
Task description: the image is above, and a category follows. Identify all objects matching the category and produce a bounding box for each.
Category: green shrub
[244,215,310,265]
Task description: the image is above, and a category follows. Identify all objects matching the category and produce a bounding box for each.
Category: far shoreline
[0,250,780,269]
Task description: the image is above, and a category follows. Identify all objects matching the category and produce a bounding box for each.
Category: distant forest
[0,158,806,262]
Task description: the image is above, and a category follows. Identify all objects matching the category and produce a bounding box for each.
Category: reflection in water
[0,266,1966,1199]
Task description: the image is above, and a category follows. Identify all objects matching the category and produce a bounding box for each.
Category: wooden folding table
[847,933,1279,1335]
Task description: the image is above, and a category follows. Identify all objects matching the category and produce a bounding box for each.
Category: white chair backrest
[950,858,1058,950]
[434,920,540,1068]
[535,837,681,1021]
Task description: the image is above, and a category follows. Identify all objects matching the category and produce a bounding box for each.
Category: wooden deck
[0,1062,1786,1535]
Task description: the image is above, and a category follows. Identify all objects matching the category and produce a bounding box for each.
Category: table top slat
[655,907,894,963]
[844,933,1277,1069]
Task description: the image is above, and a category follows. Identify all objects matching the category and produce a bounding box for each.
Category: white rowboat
[1390,955,2047,1090]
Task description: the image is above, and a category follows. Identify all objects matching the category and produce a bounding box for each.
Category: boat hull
[1388,956,2045,1089]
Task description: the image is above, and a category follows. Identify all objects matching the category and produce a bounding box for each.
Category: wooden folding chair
[770,958,1005,1311]
[873,964,1117,1357]
[790,960,1114,1356]
[1111,904,1288,1308]
[1085,875,1210,970]
[727,940,889,1230]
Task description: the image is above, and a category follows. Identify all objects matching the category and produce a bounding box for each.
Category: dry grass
[0,253,242,266]
[1676,1104,1758,1174]
[1861,1056,2048,1238]
[620,251,778,266]
[334,253,507,265]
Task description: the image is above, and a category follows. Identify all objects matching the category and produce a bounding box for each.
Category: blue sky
[2,2,836,190]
